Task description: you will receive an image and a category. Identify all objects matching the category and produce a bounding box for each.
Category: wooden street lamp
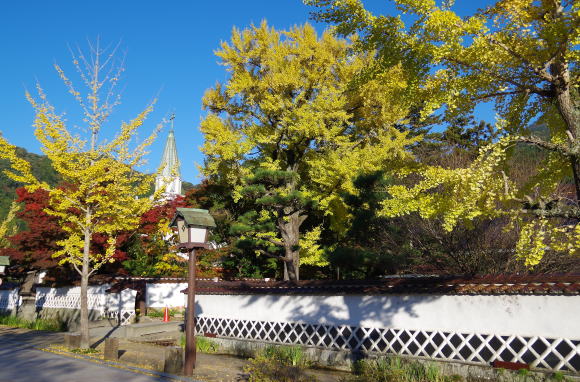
[169,208,215,376]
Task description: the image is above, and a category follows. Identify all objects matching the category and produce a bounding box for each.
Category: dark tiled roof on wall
[180,274,580,296]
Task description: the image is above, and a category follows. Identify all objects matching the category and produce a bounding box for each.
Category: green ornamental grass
[179,335,219,353]
[346,357,461,382]
[0,314,65,332]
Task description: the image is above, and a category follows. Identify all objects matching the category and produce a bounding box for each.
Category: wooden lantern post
[169,208,215,376]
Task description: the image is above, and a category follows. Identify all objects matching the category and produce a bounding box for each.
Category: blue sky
[0,1,493,183]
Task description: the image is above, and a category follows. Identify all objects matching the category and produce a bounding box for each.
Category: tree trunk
[559,88,580,200]
[285,253,300,281]
[79,226,91,349]
[278,210,305,282]
[570,157,580,203]
[553,63,580,200]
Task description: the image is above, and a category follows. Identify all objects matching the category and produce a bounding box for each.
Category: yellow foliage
[381,137,516,230]
[201,22,419,269]
[299,226,328,266]
[309,0,580,266]
[153,252,185,275]
[0,201,20,249]
[0,43,162,276]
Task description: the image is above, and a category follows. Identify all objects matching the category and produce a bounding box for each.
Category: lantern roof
[169,208,216,228]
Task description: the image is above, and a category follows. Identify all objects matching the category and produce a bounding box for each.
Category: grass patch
[263,345,310,368]
[0,314,65,332]
[549,371,574,382]
[179,335,219,353]
[343,357,461,382]
[146,308,181,318]
[244,345,317,382]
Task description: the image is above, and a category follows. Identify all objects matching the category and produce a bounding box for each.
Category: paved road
[0,327,168,382]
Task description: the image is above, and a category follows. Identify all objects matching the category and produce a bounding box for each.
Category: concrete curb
[38,346,201,382]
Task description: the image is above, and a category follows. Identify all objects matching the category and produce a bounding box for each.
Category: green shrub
[345,357,454,382]
[179,335,219,353]
[146,308,180,318]
[517,368,530,380]
[263,345,309,367]
[551,371,568,382]
[196,337,219,353]
[244,345,316,382]
[0,314,65,332]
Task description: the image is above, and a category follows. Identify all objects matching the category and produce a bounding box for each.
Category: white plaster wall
[0,288,20,310]
[146,282,187,308]
[145,282,579,339]
[155,176,182,198]
[35,285,135,312]
[105,289,137,311]
[193,293,580,340]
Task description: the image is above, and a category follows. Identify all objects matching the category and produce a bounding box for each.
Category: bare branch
[72,262,81,275]
[255,248,289,261]
[472,90,527,101]
[484,34,554,83]
[446,57,553,97]
[515,135,576,157]
[522,205,580,219]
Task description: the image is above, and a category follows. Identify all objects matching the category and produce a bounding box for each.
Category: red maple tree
[2,188,133,276]
[139,196,189,235]
[0,188,66,271]
[2,188,224,278]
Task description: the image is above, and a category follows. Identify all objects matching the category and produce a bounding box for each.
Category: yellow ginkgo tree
[309,0,580,265]
[201,22,419,280]
[0,42,162,348]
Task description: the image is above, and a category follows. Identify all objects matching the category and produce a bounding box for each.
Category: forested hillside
[0,145,194,220]
[0,146,60,220]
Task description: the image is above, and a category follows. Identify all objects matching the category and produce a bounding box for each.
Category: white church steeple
[155,114,182,198]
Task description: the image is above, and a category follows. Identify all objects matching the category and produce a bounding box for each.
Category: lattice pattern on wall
[35,287,135,326]
[103,310,135,326]
[0,290,19,311]
[196,317,580,372]
[35,291,105,311]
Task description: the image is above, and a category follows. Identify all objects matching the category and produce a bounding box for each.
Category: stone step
[70,320,184,340]
[124,321,183,338]
[67,318,119,332]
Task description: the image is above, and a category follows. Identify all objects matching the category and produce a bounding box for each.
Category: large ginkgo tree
[201,22,420,280]
[309,0,579,265]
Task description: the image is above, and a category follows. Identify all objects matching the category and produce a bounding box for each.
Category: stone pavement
[0,326,172,382]
[0,326,345,382]
[115,339,344,382]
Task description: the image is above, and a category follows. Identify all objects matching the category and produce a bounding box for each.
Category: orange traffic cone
[163,306,170,322]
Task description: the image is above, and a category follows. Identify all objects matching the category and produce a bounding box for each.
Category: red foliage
[0,188,66,270]
[183,180,217,209]
[2,187,144,271]
[92,232,131,262]
[139,196,189,234]
[2,188,202,278]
